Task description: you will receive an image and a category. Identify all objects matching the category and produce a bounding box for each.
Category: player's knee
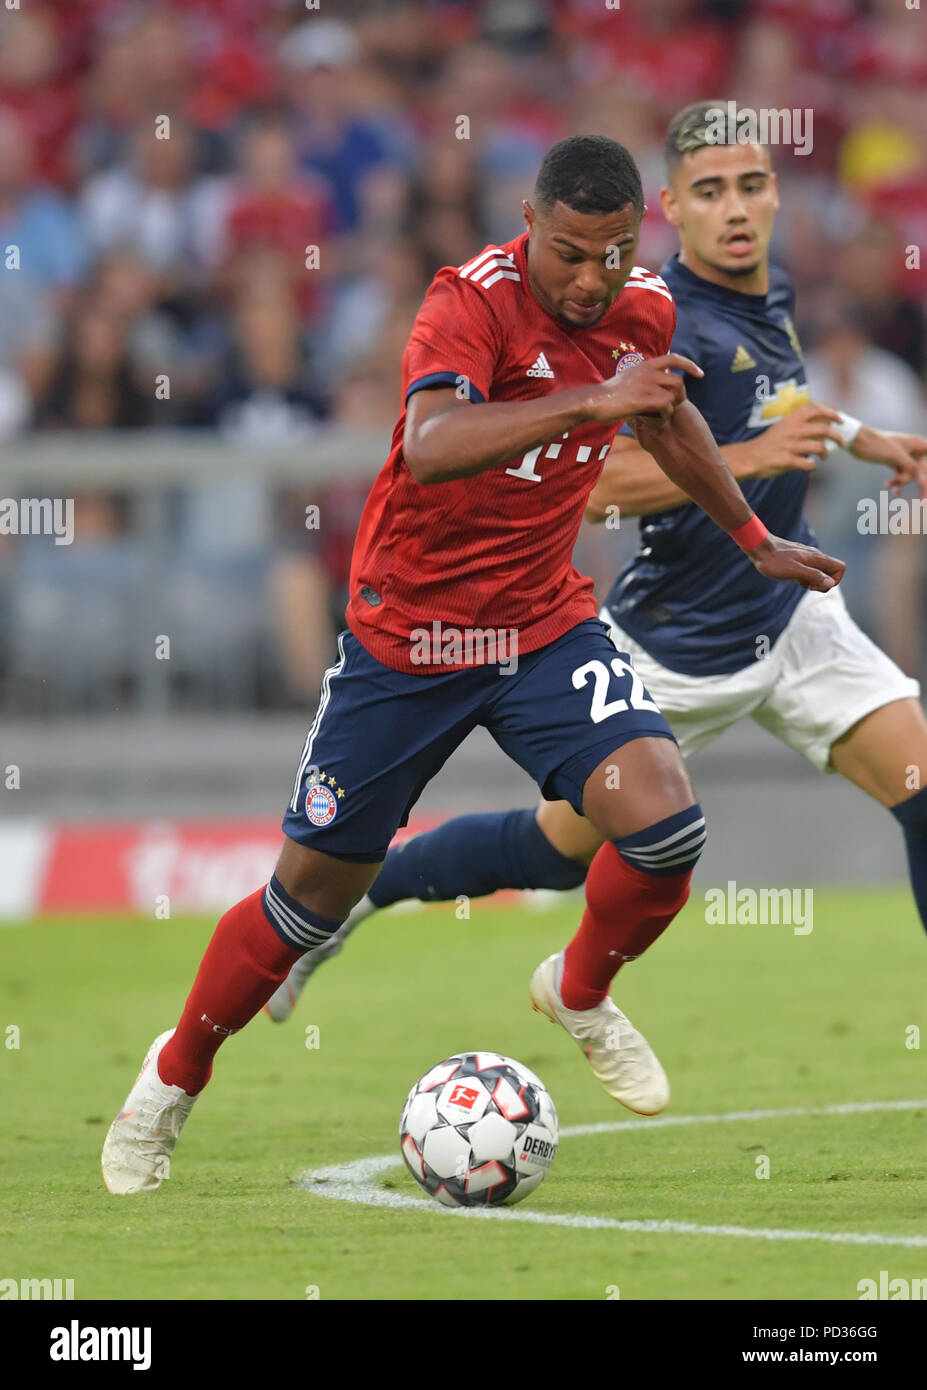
[262,874,345,953]
[614,801,707,880]
[275,838,379,922]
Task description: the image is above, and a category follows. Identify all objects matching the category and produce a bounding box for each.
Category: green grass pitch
[1,888,925,1301]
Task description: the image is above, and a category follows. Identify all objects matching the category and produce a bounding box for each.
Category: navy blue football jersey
[604,254,817,675]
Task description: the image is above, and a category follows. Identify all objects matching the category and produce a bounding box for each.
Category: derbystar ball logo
[447,1084,480,1110]
[519,1135,556,1165]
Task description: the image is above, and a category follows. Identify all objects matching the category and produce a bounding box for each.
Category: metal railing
[0,429,392,713]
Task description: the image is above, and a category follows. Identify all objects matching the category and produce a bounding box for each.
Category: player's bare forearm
[629,401,753,532]
[585,435,759,521]
[403,354,702,484]
[403,385,599,484]
[849,423,927,497]
[630,402,845,592]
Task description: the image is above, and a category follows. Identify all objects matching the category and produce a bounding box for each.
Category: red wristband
[728,514,769,552]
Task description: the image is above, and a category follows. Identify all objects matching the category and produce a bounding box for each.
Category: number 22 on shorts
[572,657,659,723]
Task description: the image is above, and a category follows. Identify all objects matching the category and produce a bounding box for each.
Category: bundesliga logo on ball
[400,1051,559,1207]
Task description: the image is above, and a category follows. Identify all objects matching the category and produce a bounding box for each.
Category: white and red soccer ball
[400,1051,558,1207]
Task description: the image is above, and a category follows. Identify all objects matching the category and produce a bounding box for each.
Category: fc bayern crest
[614,351,644,374]
[305,782,338,827]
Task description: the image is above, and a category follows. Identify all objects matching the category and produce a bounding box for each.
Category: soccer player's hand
[745,534,846,592]
[850,425,927,498]
[590,354,703,423]
[745,404,845,477]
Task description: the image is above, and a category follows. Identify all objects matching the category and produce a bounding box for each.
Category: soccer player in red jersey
[102,136,843,1194]
[272,110,927,1001]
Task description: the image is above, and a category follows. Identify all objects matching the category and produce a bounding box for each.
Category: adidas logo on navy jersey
[730,344,757,372]
[527,352,555,379]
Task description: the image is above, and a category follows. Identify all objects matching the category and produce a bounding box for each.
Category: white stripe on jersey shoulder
[624,266,673,302]
[458,246,521,289]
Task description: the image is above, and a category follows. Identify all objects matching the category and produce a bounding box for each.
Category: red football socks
[158,887,303,1095]
[560,842,691,1010]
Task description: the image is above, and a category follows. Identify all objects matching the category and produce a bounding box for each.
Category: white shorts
[600,586,920,773]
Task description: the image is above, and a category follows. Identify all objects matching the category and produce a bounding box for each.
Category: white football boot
[101,1030,198,1194]
[264,895,375,1022]
[529,951,670,1115]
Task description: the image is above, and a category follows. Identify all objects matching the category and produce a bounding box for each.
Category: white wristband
[833,411,863,449]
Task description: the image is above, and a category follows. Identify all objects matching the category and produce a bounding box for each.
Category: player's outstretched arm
[403,355,701,484]
[847,424,927,497]
[586,404,848,522]
[631,400,846,592]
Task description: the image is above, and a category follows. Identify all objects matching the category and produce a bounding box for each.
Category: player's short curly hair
[533,135,644,219]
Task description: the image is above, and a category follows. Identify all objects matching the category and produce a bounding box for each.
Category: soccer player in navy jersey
[103,134,843,1194]
[267,103,927,1022]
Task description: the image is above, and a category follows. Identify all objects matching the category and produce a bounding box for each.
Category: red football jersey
[346,231,676,673]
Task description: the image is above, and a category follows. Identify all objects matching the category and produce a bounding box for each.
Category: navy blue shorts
[282,618,676,862]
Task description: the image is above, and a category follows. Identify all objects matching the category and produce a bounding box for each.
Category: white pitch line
[298,1099,927,1249]
[561,1097,927,1138]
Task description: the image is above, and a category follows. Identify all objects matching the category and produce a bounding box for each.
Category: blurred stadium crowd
[1,0,925,710]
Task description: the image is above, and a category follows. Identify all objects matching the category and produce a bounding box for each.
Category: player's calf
[155,877,342,1096]
[531,802,706,1113]
[102,869,352,1191]
[562,802,706,1008]
[366,808,590,909]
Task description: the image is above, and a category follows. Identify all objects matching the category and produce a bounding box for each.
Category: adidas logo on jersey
[526,352,555,379]
[730,344,757,372]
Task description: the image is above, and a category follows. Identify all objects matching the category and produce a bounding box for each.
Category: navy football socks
[368,808,588,909]
[890,785,927,936]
